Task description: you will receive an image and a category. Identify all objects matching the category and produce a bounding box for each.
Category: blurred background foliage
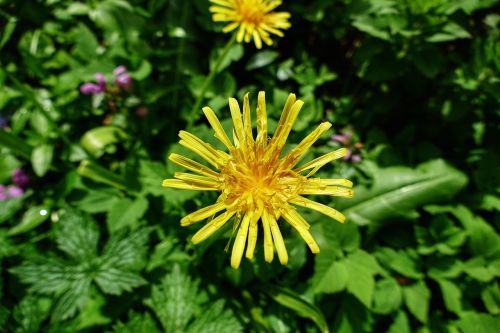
[0,0,499,332]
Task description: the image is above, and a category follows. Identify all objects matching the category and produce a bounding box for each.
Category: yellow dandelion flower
[209,0,291,49]
[163,92,354,268]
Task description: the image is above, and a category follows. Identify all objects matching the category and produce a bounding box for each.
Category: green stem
[77,160,131,193]
[189,35,236,126]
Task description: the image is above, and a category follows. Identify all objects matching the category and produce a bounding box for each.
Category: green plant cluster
[1,0,499,332]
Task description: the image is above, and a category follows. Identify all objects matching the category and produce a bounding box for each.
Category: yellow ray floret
[163,91,354,268]
[209,0,291,49]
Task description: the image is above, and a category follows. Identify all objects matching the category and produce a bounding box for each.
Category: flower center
[236,0,265,25]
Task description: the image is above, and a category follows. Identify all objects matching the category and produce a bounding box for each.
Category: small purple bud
[351,154,362,162]
[343,148,352,161]
[113,66,127,76]
[332,134,349,145]
[0,114,8,128]
[6,186,23,198]
[80,83,102,95]
[12,169,29,188]
[116,73,133,90]
[0,185,6,201]
[95,72,107,91]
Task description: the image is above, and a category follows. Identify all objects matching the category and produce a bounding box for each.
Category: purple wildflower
[0,185,7,201]
[113,66,127,76]
[331,133,351,145]
[0,114,8,128]
[12,169,29,188]
[351,154,362,162]
[116,73,132,90]
[7,186,23,198]
[80,72,107,95]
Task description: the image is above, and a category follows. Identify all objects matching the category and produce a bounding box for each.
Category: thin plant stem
[189,35,236,126]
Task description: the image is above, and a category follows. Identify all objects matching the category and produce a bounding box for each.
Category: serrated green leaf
[148,265,198,332]
[94,268,146,295]
[51,277,91,321]
[106,196,148,231]
[311,256,348,294]
[186,300,242,333]
[110,312,161,333]
[12,295,50,333]
[339,160,468,226]
[31,144,54,176]
[56,209,99,261]
[403,280,430,323]
[100,227,150,269]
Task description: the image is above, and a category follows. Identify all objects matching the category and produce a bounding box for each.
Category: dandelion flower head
[163,92,354,268]
[209,0,291,49]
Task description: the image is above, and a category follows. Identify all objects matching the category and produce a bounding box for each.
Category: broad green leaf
[339,159,468,226]
[436,278,462,314]
[246,50,280,70]
[403,280,430,323]
[482,283,500,315]
[80,126,128,158]
[186,300,242,333]
[0,17,17,50]
[375,248,423,279]
[345,250,381,307]
[148,265,198,333]
[72,189,121,213]
[455,312,500,333]
[210,43,244,73]
[387,311,411,333]
[426,22,471,42]
[12,295,51,333]
[311,256,348,294]
[8,205,50,235]
[265,285,329,333]
[31,144,54,176]
[372,278,402,314]
[0,194,25,224]
[106,196,148,231]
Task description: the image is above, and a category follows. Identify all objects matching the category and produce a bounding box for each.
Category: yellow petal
[231,213,251,268]
[281,208,320,253]
[169,153,219,178]
[202,106,234,149]
[245,213,259,259]
[174,172,220,188]
[191,211,236,244]
[294,148,347,175]
[181,201,227,226]
[228,98,245,146]
[256,91,268,147]
[264,210,288,265]
[162,179,218,191]
[262,210,274,263]
[290,196,346,223]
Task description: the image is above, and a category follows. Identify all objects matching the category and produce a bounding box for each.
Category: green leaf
[339,159,468,226]
[426,22,472,43]
[12,295,50,333]
[106,196,148,231]
[387,311,411,333]
[110,312,161,333]
[73,189,121,213]
[375,248,423,279]
[186,300,242,333]
[455,312,500,333]
[56,209,99,261]
[311,256,348,294]
[436,278,462,314]
[372,278,402,314]
[482,283,500,315]
[100,227,150,269]
[148,265,198,333]
[8,205,50,235]
[80,126,128,158]
[51,277,91,321]
[31,144,54,176]
[403,280,430,323]
[246,50,280,70]
[0,194,25,224]
[210,43,244,73]
[94,268,146,295]
[0,17,17,50]
[345,250,381,307]
[265,285,329,333]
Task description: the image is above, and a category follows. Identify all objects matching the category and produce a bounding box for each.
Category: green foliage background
[1,0,500,332]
